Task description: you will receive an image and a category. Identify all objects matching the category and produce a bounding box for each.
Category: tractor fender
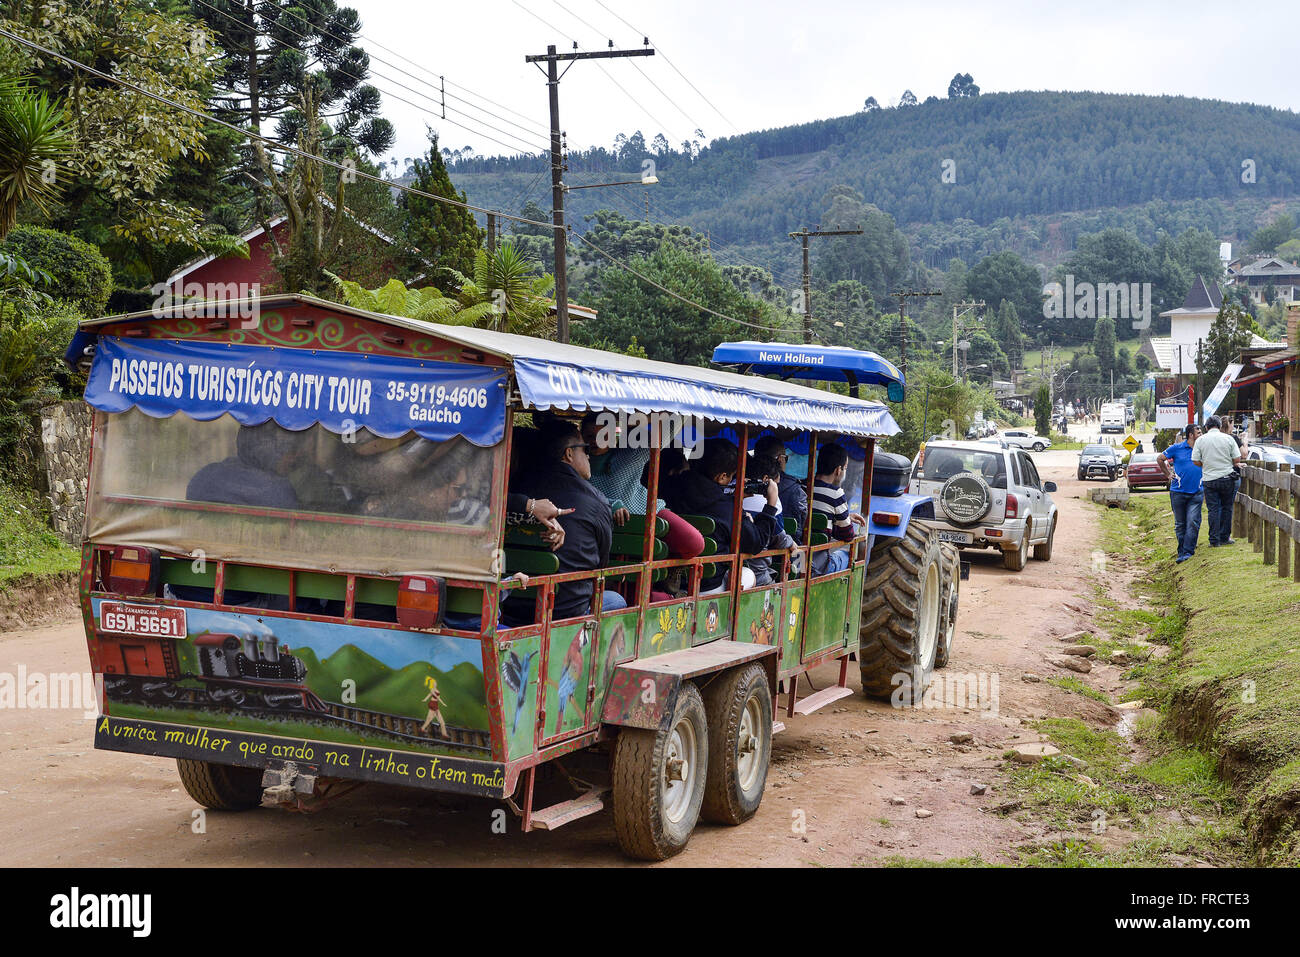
[866,492,935,540]
[601,640,778,731]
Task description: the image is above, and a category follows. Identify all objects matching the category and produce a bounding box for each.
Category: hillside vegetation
[451,90,1300,273]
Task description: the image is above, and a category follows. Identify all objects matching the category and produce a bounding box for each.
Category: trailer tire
[701,664,771,825]
[858,522,943,702]
[935,544,960,669]
[611,682,708,860]
[176,758,263,811]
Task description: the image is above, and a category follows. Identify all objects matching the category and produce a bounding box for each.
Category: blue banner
[86,338,507,446]
[513,357,900,437]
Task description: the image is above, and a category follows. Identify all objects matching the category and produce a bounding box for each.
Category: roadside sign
[1155,401,1190,428]
[1122,434,1139,454]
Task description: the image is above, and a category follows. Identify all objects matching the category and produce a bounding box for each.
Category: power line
[550,0,701,134]
[262,0,553,143]
[571,233,793,334]
[592,0,741,135]
[510,0,681,143]
[0,27,782,338]
[191,0,549,155]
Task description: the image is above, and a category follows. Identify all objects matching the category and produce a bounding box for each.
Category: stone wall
[38,400,92,545]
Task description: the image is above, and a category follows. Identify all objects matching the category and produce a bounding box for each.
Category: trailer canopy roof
[69,295,900,438]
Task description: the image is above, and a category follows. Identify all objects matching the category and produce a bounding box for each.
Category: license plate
[938,530,973,544]
[99,602,187,639]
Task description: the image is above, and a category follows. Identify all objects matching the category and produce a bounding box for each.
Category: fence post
[1292,465,1300,585]
[1264,462,1277,566]
[1280,464,1293,580]
[1250,466,1261,552]
[1233,468,1245,539]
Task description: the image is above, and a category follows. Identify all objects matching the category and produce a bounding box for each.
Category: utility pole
[788,228,863,344]
[526,43,654,343]
[951,300,985,377]
[892,289,942,378]
[486,212,496,254]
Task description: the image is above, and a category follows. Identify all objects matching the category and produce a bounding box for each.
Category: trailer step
[791,685,854,716]
[529,787,609,831]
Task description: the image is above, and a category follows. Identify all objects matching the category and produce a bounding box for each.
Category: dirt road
[0,453,1134,866]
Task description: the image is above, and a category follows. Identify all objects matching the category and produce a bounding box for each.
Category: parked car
[1126,453,1168,491]
[1078,444,1122,481]
[1001,429,1052,452]
[1246,442,1300,466]
[910,440,1059,572]
[977,435,1010,449]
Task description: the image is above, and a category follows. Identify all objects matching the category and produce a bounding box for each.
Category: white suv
[909,440,1059,572]
[1001,430,1053,452]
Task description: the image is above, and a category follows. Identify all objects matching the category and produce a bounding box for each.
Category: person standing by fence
[1160,423,1202,563]
[1192,415,1244,548]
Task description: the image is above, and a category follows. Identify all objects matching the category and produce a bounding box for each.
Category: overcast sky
[350,0,1295,168]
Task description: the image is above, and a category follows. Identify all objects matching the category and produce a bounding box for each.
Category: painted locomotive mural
[92,600,490,757]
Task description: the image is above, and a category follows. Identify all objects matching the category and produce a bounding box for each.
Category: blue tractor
[713,342,961,701]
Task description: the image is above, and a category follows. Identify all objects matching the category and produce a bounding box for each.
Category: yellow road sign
[1122,434,1139,454]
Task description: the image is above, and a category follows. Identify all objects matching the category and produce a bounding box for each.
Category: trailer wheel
[701,664,771,825]
[611,682,708,860]
[935,544,960,669]
[176,758,263,811]
[858,522,943,702]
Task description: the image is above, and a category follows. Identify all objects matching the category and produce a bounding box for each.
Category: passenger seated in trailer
[580,412,705,559]
[810,443,867,576]
[740,453,802,586]
[187,421,314,510]
[753,434,808,541]
[501,423,627,626]
[661,438,781,594]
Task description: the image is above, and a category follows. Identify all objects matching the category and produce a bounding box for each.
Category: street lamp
[562,176,658,189]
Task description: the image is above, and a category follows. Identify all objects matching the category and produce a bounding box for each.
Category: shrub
[0,226,112,316]
[0,304,79,479]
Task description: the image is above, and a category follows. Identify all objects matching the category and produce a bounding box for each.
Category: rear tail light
[397,576,445,629]
[108,546,159,597]
[1005,494,1019,519]
[874,511,901,527]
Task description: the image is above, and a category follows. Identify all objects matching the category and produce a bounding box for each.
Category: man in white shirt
[1191,416,1243,547]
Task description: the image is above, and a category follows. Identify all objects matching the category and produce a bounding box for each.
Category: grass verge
[0,480,80,588]
[1094,492,1300,865]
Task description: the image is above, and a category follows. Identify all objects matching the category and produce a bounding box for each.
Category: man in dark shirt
[754,433,808,541]
[662,438,781,592]
[502,424,624,625]
[187,422,312,509]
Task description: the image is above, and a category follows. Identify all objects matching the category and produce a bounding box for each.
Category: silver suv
[909,440,1059,572]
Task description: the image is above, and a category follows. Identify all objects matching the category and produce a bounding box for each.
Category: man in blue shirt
[1159,423,1202,563]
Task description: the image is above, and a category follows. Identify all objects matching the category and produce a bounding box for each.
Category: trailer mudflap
[600,640,779,732]
[93,715,508,798]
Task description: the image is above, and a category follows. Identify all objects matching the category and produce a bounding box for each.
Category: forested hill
[449,90,1300,269]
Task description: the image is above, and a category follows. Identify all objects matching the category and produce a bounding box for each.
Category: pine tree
[399,133,485,284]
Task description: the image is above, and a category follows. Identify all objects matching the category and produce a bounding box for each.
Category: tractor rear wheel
[176,759,263,811]
[859,522,943,702]
[935,544,960,669]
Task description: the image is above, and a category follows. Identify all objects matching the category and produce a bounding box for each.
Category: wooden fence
[1233,462,1300,583]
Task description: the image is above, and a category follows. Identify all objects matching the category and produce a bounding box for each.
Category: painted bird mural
[554,626,591,734]
[503,648,538,736]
